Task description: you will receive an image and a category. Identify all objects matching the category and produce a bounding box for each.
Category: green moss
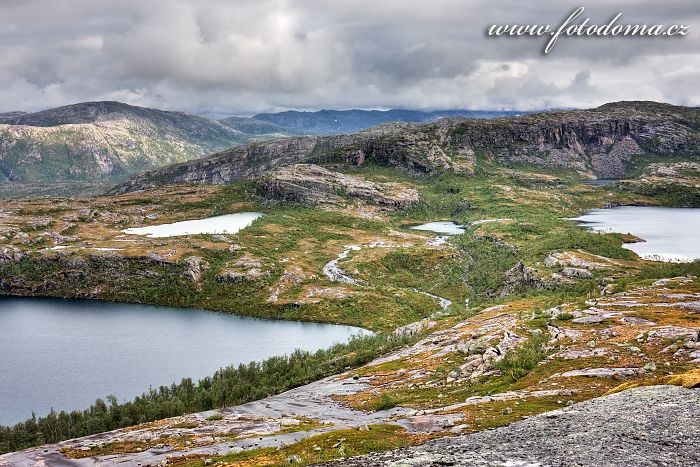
[186,424,414,466]
[494,332,550,382]
[371,393,399,411]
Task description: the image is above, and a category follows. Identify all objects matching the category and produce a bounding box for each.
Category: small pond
[411,221,465,235]
[123,212,264,238]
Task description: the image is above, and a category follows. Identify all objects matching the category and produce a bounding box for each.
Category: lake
[0,298,366,426]
[580,179,618,186]
[123,212,264,238]
[574,206,700,262]
[411,221,465,235]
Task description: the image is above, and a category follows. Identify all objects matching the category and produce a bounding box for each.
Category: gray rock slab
[320,385,700,467]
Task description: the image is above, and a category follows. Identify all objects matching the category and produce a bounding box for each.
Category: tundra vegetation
[0,102,699,463]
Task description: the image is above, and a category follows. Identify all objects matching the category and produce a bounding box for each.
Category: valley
[0,103,520,197]
[0,101,699,465]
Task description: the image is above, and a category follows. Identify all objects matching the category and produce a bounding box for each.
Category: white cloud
[0,0,697,113]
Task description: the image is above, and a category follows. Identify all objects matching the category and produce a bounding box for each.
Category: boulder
[216,255,271,283]
[571,315,604,325]
[393,320,437,338]
[561,267,593,279]
[182,256,206,283]
[500,261,542,296]
[456,337,489,355]
[0,245,25,263]
[216,270,247,283]
[147,253,173,266]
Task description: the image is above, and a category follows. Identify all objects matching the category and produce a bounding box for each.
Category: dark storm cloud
[0,0,698,114]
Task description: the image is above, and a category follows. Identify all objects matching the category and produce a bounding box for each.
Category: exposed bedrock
[255,163,419,207]
[323,385,700,467]
[108,101,700,194]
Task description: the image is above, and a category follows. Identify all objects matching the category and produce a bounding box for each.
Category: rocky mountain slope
[109,101,700,194]
[252,108,524,135]
[1,140,699,464]
[0,101,258,185]
[218,116,295,136]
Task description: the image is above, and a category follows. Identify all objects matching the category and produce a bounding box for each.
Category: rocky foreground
[2,276,698,466]
[324,385,700,467]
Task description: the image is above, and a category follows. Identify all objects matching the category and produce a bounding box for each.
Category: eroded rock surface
[256,164,419,208]
[323,385,700,467]
[0,245,25,263]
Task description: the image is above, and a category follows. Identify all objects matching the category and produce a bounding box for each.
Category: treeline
[0,332,409,454]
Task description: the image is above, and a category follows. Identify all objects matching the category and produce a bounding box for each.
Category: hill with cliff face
[109,101,700,194]
[0,104,526,196]
[0,101,259,186]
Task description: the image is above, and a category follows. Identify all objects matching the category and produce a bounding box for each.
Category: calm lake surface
[123,212,264,238]
[574,206,700,262]
[579,179,619,186]
[0,298,366,426]
[411,221,465,235]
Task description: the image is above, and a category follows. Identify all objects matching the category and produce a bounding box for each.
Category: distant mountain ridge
[251,108,525,135]
[0,101,259,186]
[0,102,527,195]
[218,116,296,136]
[109,101,700,194]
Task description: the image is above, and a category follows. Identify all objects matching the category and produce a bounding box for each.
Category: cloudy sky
[1,0,698,115]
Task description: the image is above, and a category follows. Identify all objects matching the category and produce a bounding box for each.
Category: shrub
[495,332,550,382]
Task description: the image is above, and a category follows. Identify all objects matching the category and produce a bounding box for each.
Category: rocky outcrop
[544,250,614,269]
[561,267,594,279]
[108,137,320,194]
[256,164,419,207]
[393,320,437,339]
[323,385,700,466]
[181,256,206,283]
[500,261,543,296]
[449,329,527,383]
[216,255,271,283]
[108,101,700,194]
[0,245,25,263]
[618,160,700,206]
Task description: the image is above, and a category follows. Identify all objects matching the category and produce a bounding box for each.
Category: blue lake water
[574,206,700,262]
[123,212,264,238]
[0,298,366,426]
[411,221,465,235]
